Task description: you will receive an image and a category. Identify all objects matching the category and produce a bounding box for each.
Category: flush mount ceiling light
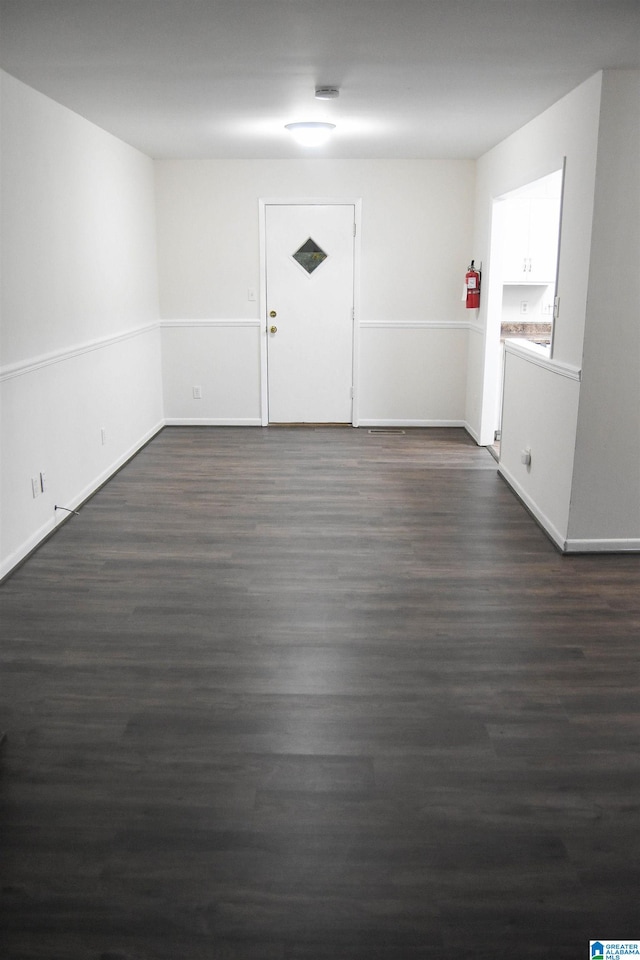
[315,86,340,100]
[285,121,336,147]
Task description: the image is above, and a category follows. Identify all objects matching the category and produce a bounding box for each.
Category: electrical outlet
[520,300,529,315]
[193,386,202,399]
[31,477,41,499]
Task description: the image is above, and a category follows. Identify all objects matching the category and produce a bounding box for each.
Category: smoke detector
[315,86,340,100]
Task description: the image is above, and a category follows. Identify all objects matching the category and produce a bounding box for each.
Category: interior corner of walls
[463,422,481,444]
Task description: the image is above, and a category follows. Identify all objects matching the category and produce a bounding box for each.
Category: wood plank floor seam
[1,427,638,959]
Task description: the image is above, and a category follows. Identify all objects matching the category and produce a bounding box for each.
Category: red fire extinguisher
[465,260,481,309]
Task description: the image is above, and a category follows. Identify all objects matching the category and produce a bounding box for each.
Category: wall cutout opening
[486,164,565,455]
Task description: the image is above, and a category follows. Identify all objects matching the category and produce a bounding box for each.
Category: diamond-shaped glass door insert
[292,238,328,274]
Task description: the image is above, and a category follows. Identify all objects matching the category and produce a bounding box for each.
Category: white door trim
[259,198,362,426]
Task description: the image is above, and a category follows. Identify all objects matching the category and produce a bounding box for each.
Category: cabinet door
[501,200,532,281]
[528,199,560,283]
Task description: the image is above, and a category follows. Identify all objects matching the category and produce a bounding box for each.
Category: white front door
[265,203,355,423]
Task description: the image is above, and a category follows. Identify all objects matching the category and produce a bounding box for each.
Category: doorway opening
[485,165,565,457]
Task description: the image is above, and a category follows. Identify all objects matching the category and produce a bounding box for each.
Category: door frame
[479,159,566,448]
[258,198,362,426]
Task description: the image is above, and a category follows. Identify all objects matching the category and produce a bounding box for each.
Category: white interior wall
[3,65,636,576]
[501,286,554,327]
[155,159,476,425]
[467,73,603,545]
[358,326,468,426]
[161,321,261,425]
[567,70,640,548]
[499,344,581,549]
[0,71,163,578]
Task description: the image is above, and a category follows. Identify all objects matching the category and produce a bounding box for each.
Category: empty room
[1,2,639,958]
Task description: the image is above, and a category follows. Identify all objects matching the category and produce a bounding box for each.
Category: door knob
[269,310,277,318]
[270,325,278,334]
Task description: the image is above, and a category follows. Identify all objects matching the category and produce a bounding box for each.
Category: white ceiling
[1,0,638,160]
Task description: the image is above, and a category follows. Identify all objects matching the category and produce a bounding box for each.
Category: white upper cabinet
[502,197,561,284]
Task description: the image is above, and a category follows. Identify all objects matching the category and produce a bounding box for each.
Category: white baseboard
[499,464,640,554]
[563,538,640,554]
[463,421,481,444]
[498,463,567,552]
[169,419,468,430]
[0,420,165,581]
[358,419,467,429]
[5,419,637,581]
[163,418,263,427]
[0,515,62,582]
[66,419,165,507]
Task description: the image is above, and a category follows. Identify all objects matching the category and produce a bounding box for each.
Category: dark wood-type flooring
[1,427,638,959]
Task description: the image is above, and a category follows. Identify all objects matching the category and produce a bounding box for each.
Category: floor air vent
[367,428,406,435]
